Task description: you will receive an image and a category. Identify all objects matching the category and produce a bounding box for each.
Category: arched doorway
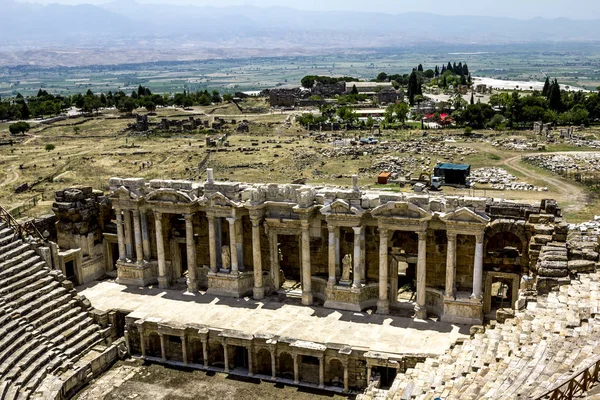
[483,228,527,319]
[147,333,161,358]
[255,348,272,376]
[328,359,344,387]
[278,352,294,380]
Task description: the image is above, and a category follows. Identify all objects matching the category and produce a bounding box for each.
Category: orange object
[378,172,393,184]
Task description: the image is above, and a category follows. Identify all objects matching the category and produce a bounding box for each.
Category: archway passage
[231,346,249,371]
[485,225,529,275]
[372,366,397,390]
[278,235,301,292]
[255,348,272,376]
[64,260,76,283]
[189,339,204,365]
[278,352,294,380]
[208,340,224,368]
[147,333,161,358]
[299,355,320,385]
[328,359,344,387]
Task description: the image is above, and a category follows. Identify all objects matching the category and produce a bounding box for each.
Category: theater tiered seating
[363,270,600,400]
[0,222,108,399]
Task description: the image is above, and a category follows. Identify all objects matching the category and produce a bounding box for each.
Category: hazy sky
[17,0,600,20]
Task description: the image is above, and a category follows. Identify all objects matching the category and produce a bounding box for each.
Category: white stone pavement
[79,281,469,357]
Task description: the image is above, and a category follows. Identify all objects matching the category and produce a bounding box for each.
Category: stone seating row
[0,222,105,399]
[375,272,600,400]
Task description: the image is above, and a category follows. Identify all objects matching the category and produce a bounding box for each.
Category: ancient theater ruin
[1,170,596,398]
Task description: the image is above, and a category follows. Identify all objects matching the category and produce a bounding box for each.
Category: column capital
[154,211,162,218]
[446,231,457,241]
[226,216,239,225]
[476,232,484,244]
[300,220,310,230]
[379,228,389,239]
[250,218,262,228]
[184,213,194,221]
[328,224,337,233]
[132,209,140,217]
[352,226,364,235]
[417,231,427,241]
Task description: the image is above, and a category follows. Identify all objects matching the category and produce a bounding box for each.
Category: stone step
[0,337,40,377]
[0,326,31,365]
[15,286,66,318]
[0,240,23,259]
[0,250,39,278]
[62,325,101,359]
[28,299,77,330]
[14,349,54,388]
[39,307,83,339]
[0,227,13,240]
[4,276,57,307]
[0,264,46,295]
[0,244,31,264]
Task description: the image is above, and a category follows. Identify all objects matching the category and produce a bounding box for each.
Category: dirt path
[0,167,20,188]
[502,153,589,213]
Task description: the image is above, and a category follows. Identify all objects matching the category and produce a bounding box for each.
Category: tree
[118,97,137,114]
[548,79,563,111]
[350,85,359,95]
[83,96,102,114]
[9,121,30,135]
[73,126,80,135]
[377,72,389,82]
[417,64,424,72]
[394,102,410,124]
[407,71,419,105]
[542,77,551,98]
[447,62,453,73]
[435,66,440,77]
[336,106,358,124]
[45,144,55,152]
[462,63,469,77]
[470,92,475,105]
[223,94,234,103]
[424,69,435,79]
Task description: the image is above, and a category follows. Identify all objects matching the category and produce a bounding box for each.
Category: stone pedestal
[116,260,158,286]
[207,271,254,298]
[441,293,484,325]
[324,283,379,312]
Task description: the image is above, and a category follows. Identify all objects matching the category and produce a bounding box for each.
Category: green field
[3,43,600,97]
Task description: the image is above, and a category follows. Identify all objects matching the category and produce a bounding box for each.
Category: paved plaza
[80,281,470,357]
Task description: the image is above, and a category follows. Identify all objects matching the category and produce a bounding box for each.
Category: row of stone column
[130,328,349,392]
[115,207,151,264]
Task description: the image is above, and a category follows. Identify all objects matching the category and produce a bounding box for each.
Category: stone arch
[147,332,161,358]
[327,358,344,387]
[278,352,294,380]
[255,348,272,376]
[208,339,224,368]
[484,220,530,272]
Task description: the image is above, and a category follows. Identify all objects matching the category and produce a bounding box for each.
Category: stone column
[445,232,457,298]
[115,208,126,262]
[132,210,144,264]
[139,328,146,357]
[335,228,341,278]
[184,214,198,293]
[472,233,484,300]
[377,228,390,314]
[159,333,166,362]
[124,210,133,259]
[318,355,325,389]
[352,226,363,288]
[155,212,168,289]
[247,346,254,376]
[223,342,229,373]
[415,231,427,320]
[301,221,313,306]
[251,218,264,300]
[327,225,337,288]
[202,339,208,366]
[207,215,217,273]
[293,353,299,384]
[181,335,188,365]
[367,365,372,383]
[343,361,349,393]
[140,209,151,260]
[270,349,277,380]
[270,231,281,290]
[226,217,239,274]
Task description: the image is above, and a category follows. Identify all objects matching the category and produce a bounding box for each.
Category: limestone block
[539,260,568,269]
[537,267,569,277]
[533,235,553,244]
[534,225,555,235]
[123,178,146,188]
[567,260,596,273]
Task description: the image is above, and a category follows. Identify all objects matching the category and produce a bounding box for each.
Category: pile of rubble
[492,138,543,151]
[524,153,600,174]
[566,137,600,149]
[320,141,476,159]
[369,155,428,176]
[470,167,547,191]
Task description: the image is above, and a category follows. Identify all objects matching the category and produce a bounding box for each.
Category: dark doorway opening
[232,346,249,371]
[179,243,188,274]
[64,260,76,283]
[372,366,397,390]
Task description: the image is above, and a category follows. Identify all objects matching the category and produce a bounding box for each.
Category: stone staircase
[360,270,600,400]
[0,222,109,399]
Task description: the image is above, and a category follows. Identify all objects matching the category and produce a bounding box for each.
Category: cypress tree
[542,77,551,98]
[463,63,469,76]
[441,65,446,74]
[435,66,439,77]
[447,62,453,73]
[470,91,475,105]
[548,79,562,111]
[408,71,418,105]
[453,62,458,73]
[418,64,424,72]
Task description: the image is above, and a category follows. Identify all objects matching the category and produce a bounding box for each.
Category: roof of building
[435,163,471,171]
[345,82,393,88]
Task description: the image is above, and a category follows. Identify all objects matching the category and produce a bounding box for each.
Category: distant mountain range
[2,0,600,65]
